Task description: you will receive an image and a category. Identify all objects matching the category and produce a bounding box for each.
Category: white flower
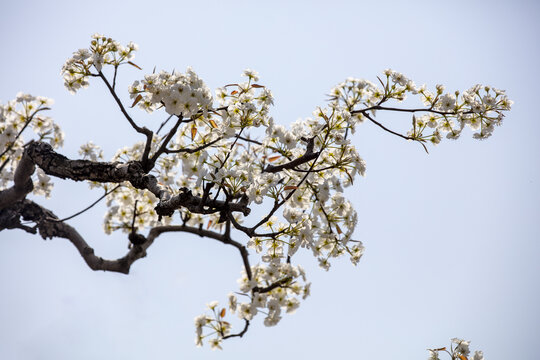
[242,69,259,82]
[471,350,484,360]
[34,168,53,198]
[209,338,222,350]
[228,293,237,313]
[285,298,300,314]
[283,206,303,223]
[79,141,103,161]
[451,338,471,356]
[238,303,257,320]
[206,301,219,310]
[438,93,456,111]
[427,349,440,360]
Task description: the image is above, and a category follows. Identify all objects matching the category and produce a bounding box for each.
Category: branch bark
[0,141,251,218]
[0,199,148,274]
[0,201,252,275]
[0,148,35,210]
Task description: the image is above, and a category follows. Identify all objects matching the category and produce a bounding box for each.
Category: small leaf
[207,220,213,229]
[231,90,238,95]
[220,308,226,318]
[459,356,468,360]
[127,61,142,70]
[251,84,265,88]
[283,185,298,190]
[335,224,342,234]
[209,119,218,129]
[191,126,197,140]
[130,94,143,108]
[224,83,238,87]
[268,155,281,162]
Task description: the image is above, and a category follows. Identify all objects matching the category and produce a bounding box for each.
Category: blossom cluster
[329,69,513,144]
[194,262,310,350]
[61,33,138,94]
[428,338,485,360]
[128,67,213,118]
[0,93,62,197]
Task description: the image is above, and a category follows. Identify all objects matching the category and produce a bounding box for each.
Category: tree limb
[0,199,148,274]
[0,202,251,276]
[0,147,35,210]
[14,141,250,218]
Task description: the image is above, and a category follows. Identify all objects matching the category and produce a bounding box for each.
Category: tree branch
[0,146,35,210]
[149,116,184,167]
[222,320,250,340]
[0,202,251,276]
[97,71,154,169]
[54,184,122,223]
[362,111,429,153]
[18,141,251,218]
[262,137,319,174]
[163,137,222,154]
[0,200,149,274]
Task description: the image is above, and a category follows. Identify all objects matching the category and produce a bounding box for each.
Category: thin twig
[112,65,119,90]
[149,116,184,166]
[156,114,174,135]
[222,320,250,339]
[97,71,154,168]
[362,111,429,153]
[52,185,121,222]
[0,108,48,173]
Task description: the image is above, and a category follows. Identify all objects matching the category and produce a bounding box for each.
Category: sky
[1,0,539,359]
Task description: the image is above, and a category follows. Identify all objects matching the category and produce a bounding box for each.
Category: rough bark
[0,141,250,218]
[0,199,146,273]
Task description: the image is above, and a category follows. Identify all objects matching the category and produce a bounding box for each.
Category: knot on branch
[128,232,147,246]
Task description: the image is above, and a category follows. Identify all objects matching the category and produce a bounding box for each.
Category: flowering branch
[1,34,512,351]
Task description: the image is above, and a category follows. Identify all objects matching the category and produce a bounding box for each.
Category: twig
[52,185,121,222]
[97,71,154,169]
[156,114,174,135]
[222,320,250,339]
[362,111,429,153]
[0,108,48,173]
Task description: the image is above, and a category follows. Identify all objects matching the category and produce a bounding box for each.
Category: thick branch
[0,200,149,274]
[0,149,35,210]
[20,141,251,218]
[1,201,252,277]
[155,187,250,218]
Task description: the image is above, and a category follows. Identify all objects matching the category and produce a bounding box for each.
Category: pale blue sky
[1,0,539,359]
